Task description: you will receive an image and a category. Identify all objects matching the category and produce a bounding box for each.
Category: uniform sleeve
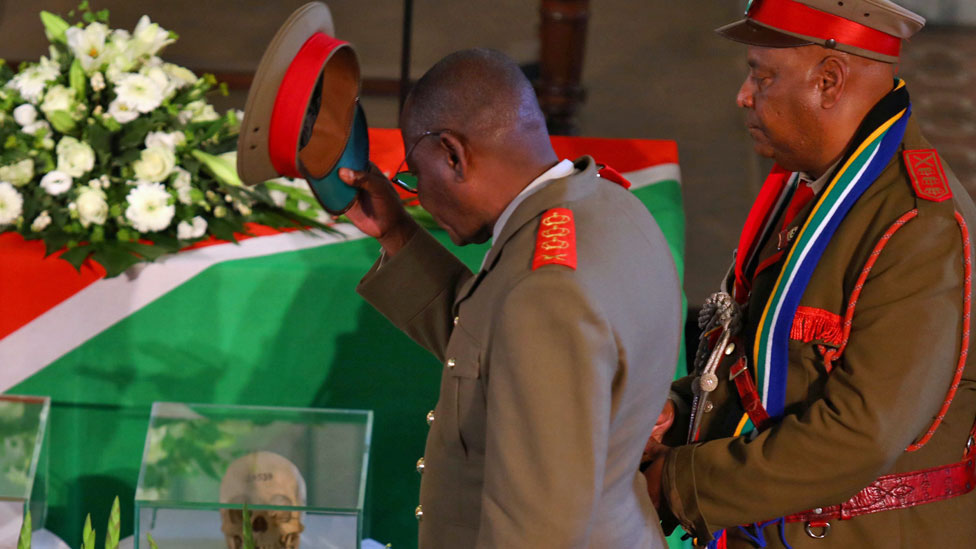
[475,270,617,548]
[357,227,473,361]
[663,209,965,539]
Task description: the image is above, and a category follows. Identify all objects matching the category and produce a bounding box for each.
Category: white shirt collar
[482,159,575,269]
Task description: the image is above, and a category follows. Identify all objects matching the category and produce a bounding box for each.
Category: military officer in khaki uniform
[339,49,681,547]
[643,1,976,547]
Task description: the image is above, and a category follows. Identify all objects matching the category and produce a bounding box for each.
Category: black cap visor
[716,18,815,48]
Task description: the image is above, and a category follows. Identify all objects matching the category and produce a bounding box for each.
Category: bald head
[400,48,550,152]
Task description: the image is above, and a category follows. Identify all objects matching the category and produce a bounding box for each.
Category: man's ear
[439,132,467,181]
[818,55,847,109]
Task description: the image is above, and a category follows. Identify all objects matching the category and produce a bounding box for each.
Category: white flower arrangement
[0,3,329,276]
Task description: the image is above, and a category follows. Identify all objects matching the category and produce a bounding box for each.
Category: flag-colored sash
[732,80,912,436]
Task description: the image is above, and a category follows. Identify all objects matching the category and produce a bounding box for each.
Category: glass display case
[0,395,50,545]
[135,402,372,549]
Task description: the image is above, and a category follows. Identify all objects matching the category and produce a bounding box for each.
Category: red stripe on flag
[0,224,296,341]
[0,233,105,341]
[551,135,678,173]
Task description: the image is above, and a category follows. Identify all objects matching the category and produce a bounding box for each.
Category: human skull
[219,451,307,549]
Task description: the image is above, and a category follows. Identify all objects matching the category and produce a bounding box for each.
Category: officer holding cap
[344,49,681,548]
[643,1,976,547]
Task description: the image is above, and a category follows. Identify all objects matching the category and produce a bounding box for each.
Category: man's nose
[737,78,754,109]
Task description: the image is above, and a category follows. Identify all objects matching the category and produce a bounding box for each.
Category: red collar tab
[597,164,631,189]
[749,0,901,59]
[904,149,952,202]
[269,32,352,179]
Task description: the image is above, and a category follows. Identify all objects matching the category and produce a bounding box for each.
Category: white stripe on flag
[0,225,367,394]
[623,163,681,189]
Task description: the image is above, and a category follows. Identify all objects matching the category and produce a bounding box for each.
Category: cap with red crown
[716,0,925,63]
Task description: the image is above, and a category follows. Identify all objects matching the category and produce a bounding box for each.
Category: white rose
[13,104,37,126]
[114,73,164,113]
[107,99,140,124]
[177,216,207,240]
[131,16,175,58]
[90,72,106,92]
[76,186,108,227]
[56,137,96,177]
[0,181,23,225]
[171,167,193,204]
[132,146,176,182]
[66,22,109,73]
[125,182,174,232]
[145,131,186,151]
[40,85,78,119]
[22,120,50,137]
[31,210,51,232]
[40,170,73,196]
[0,159,35,187]
[6,57,59,104]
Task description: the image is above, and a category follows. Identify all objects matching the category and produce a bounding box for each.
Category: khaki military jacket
[663,119,976,548]
[359,157,681,548]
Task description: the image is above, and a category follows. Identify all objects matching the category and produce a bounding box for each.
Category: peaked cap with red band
[717,0,925,63]
[238,2,367,214]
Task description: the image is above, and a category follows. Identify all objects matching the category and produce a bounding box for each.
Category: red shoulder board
[532,208,577,270]
[904,149,952,202]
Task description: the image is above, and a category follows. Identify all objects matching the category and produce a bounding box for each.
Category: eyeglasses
[390,130,448,193]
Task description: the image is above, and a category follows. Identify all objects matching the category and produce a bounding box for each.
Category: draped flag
[0,129,685,547]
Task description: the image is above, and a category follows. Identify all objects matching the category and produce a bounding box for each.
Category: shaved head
[400,48,549,149]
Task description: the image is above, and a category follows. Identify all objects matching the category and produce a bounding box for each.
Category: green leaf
[43,232,72,256]
[17,510,30,549]
[146,533,159,549]
[206,217,240,242]
[101,117,121,133]
[39,11,70,44]
[59,244,93,271]
[191,150,242,187]
[92,245,143,278]
[148,233,181,251]
[48,110,77,133]
[105,496,120,549]
[242,504,255,549]
[69,58,86,97]
[87,122,111,163]
[118,241,168,261]
[119,117,152,148]
[82,514,95,549]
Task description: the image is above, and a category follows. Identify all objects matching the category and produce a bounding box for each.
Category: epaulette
[532,208,577,270]
[904,148,952,202]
